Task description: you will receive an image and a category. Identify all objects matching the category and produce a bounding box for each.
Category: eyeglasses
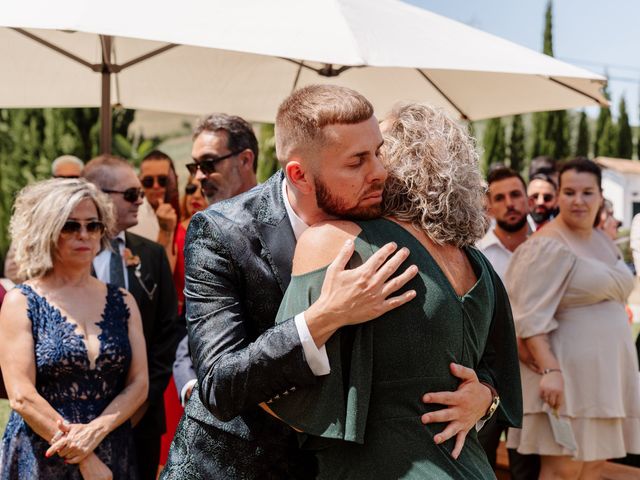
[140,175,169,188]
[61,220,105,236]
[186,149,245,176]
[529,193,554,203]
[185,183,198,195]
[102,187,145,203]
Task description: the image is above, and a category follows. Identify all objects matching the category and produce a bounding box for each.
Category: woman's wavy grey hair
[10,178,115,280]
[382,103,488,247]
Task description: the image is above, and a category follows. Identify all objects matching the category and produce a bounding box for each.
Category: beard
[530,207,552,224]
[314,175,384,220]
[497,214,528,233]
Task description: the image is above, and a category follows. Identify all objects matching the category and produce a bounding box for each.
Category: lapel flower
[123,248,141,268]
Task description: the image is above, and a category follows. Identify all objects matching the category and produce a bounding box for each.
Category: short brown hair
[275,84,374,164]
[83,154,132,190]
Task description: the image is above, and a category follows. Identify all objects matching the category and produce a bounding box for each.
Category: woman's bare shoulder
[292,220,362,275]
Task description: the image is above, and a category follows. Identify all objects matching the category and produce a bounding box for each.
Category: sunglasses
[186,149,245,176]
[61,220,105,235]
[529,193,554,203]
[102,187,145,203]
[185,183,198,195]
[141,175,169,188]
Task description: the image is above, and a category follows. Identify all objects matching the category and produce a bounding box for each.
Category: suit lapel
[124,232,144,299]
[254,172,296,293]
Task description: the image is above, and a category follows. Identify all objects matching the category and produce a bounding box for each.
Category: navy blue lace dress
[0,283,139,479]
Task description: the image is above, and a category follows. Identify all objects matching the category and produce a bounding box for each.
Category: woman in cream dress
[506,158,640,479]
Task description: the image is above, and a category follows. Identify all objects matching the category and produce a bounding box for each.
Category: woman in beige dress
[505,158,640,479]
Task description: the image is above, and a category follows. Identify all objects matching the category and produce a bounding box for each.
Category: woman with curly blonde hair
[0,178,148,479]
[269,103,522,479]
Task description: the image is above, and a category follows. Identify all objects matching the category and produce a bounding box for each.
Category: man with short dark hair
[130,150,179,270]
[527,172,557,231]
[83,155,180,480]
[478,166,540,480]
[173,114,259,405]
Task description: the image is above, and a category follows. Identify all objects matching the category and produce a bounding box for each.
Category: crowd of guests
[478,158,640,479]
[0,83,638,480]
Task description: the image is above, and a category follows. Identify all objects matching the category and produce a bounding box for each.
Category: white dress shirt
[282,179,331,376]
[476,227,512,282]
[93,231,129,289]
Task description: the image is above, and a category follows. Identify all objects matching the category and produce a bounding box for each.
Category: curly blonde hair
[382,103,488,247]
[10,178,115,280]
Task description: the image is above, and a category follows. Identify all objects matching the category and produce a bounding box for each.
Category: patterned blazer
[174,171,318,475]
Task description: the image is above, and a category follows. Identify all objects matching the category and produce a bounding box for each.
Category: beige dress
[505,227,640,461]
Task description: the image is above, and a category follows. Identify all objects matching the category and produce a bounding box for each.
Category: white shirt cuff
[180,379,197,407]
[294,312,330,376]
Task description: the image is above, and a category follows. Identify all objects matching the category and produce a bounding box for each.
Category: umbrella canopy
[1,0,606,151]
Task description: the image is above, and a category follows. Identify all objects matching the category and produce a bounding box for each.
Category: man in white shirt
[478,166,539,479]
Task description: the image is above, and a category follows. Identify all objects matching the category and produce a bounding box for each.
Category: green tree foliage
[0,108,141,263]
[530,1,570,162]
[574,111,590,157]
[256,123,280,183]
[509,115,525,173]
[597,116,617,157]
[482,117,506,172]
[594,83,611,157]
[616,96,633,159]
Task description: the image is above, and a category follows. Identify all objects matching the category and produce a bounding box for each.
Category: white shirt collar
[282,178,309,241]
[477,227,509,252]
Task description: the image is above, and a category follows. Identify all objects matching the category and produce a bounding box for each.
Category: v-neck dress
[505,234,640,461]
[270,218,522,480]
[0,284,138,479]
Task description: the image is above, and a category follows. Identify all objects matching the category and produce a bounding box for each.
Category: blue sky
[408,0,640,124]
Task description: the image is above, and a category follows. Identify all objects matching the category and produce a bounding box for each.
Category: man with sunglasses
[527,173,558,231]
[131,150,179,271]
[173,114,258,407]
[83,155,180,480]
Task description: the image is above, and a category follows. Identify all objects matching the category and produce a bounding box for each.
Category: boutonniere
[123,248,141,268]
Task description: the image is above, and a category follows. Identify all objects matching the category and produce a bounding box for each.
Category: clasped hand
[46,418,107,464]
[420,363,493,459]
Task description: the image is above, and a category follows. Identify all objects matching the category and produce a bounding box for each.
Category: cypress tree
[575,110,590,157]
[509,115,525,173]
[616,96,633,158]
[597,116,617,157]
[594,83,611,157]
[483,117,506,172]
[530,1,569,161]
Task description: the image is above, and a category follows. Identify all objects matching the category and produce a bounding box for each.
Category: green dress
[271,218,522,480]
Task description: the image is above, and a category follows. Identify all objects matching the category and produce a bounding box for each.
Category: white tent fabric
[0,0,606,123]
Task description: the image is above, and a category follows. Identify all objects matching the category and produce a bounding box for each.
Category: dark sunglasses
[61,220,105,235]
[185,183,198,195]
[141,175,169,188]
[529,193,554,203]
[102,187,145,203]
[186,149,245,176]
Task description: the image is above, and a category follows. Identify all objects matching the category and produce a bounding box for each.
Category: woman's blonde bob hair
[382,103,489,248]
[10,178,115,280]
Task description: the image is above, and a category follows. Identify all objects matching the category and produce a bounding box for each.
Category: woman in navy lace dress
[0,179,148,479]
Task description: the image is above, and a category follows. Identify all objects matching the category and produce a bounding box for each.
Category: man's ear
[238,149,255,172]
[285,159,313,195]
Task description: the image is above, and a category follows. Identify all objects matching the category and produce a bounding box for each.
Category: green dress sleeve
[269,265,374,444]
[472,248,523,429]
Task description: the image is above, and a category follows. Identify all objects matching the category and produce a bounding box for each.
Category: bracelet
[542,368,562,375]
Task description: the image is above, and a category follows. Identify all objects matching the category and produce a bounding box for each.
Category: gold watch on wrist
[479,382,500,421]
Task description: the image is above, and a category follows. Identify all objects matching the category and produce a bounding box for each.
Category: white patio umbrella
[1,0,606,152]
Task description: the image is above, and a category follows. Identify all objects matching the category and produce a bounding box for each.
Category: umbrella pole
[99,36,113,154]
